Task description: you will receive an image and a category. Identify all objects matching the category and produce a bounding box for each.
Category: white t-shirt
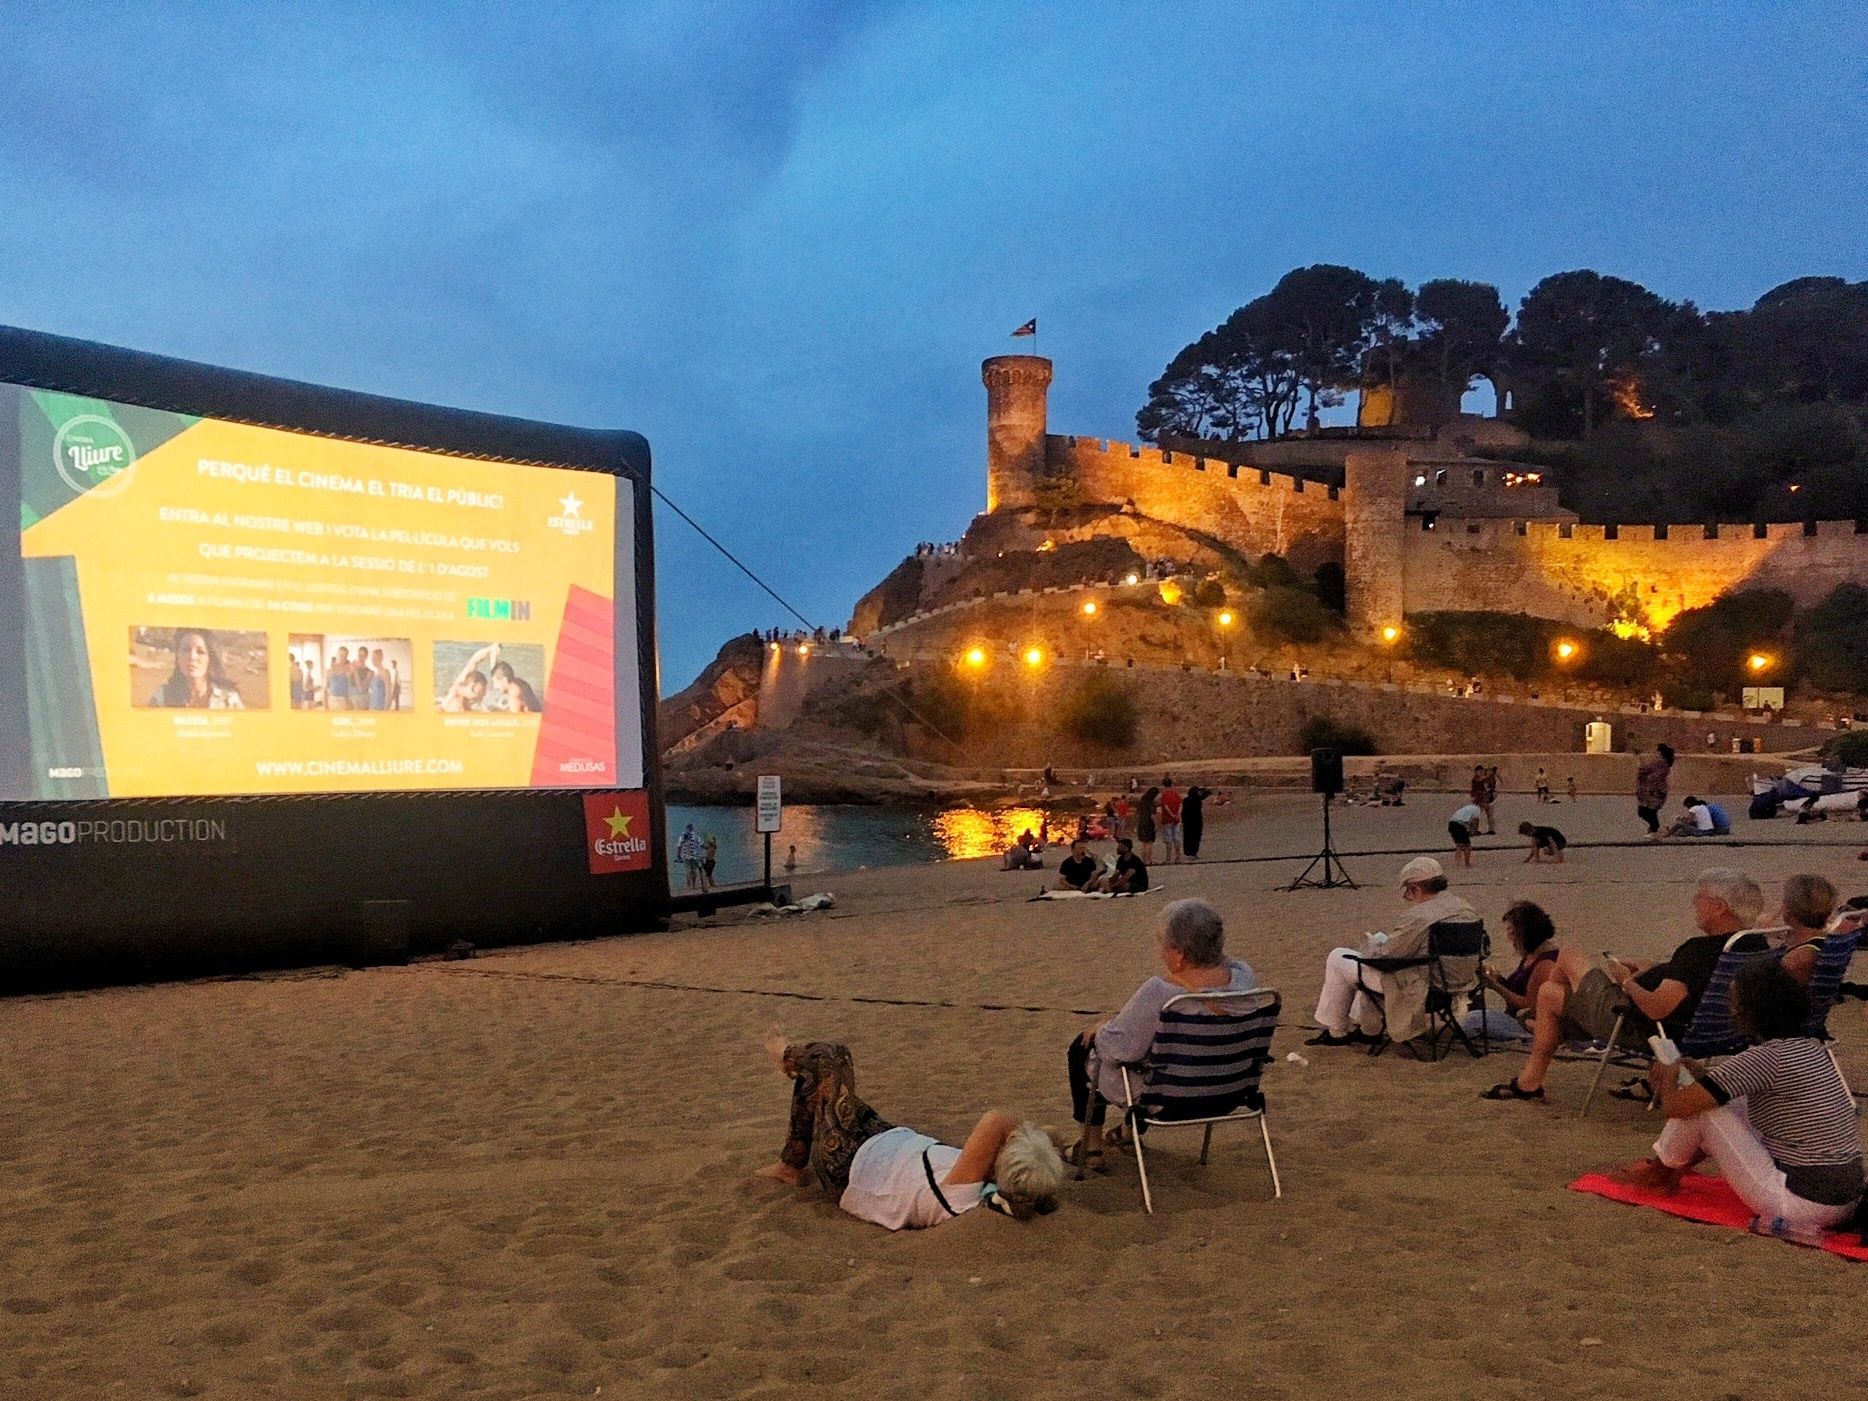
[1451,803,1483,827]
[839,1127,984,1230]
[1688,803,1714,832]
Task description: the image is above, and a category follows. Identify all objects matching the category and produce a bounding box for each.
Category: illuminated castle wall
[979,354,1868,637]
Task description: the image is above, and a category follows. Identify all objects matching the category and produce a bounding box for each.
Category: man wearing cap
[1306,856,1480,1048]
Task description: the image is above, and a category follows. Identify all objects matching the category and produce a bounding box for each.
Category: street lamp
[1024,646,1046,669]
[1747,652,1772,674]
[1380,624,1400,645]
[1555,639,1578,662]
[1081,600,1098,617]
[1124,572,1140,586]
[1217,609,1234,627]
[962,646,987,670]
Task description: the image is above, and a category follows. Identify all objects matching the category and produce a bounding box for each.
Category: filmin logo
[53,414,137,497]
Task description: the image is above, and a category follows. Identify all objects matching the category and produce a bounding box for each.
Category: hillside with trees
[1140,266,1868,524]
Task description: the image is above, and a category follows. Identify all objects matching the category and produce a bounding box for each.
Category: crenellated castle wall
[1043,434,1346,575]
[1402,517,1868,629]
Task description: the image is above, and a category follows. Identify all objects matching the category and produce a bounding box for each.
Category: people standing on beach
[1113,793,1135,843]
[1181,784,1210,860]
[1636,743,1675,834]
[1448,801,1482,866]
[784,844,798,873]
[1469,766,1489,830]
[677,824,703,889]
[759,1040,1064,1227]
[1567,775,1578,803]
[1136,787,1160,864]
[1480,765,1500,833]
[1158,778,1183,864]
[1535,767,1550,803]
[702,834,718,891]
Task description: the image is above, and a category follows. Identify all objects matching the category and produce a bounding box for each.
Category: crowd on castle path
[914,541,962,558]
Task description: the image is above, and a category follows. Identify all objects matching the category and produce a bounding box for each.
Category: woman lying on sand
[759,1039,1065,1229]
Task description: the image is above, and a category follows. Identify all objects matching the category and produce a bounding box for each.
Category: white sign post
[756,775,782,890]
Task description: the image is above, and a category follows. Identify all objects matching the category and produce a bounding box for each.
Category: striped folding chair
[1796,929,1862,1097]
[1109,987,1281,1214]
[1579,932,1769,1119]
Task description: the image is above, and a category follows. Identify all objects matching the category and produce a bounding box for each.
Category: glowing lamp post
[1023,646,1046,670]
[1081,600,1098,617]
[963,646,987,670]
[1215,608,1235,672]
[1378,623,1401,682]
[1747,653,1772,674]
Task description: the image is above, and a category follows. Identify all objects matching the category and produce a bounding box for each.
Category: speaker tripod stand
[1284,792,1358,890]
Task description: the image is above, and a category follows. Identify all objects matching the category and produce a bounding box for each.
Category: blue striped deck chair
[1111,987,1281,1214]
[1579,932,1769,1119]
[1792,929,1862,1097]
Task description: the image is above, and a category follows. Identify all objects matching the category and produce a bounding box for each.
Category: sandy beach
[5,788,1866,1400]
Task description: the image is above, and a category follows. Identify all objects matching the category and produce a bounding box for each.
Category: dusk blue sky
[3,3,1863,690]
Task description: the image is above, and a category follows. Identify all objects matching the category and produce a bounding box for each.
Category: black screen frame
[0,323,668,990]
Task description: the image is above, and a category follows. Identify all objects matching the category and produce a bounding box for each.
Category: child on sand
[1519,821,1567,863]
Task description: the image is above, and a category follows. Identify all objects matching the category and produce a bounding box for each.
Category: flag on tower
[1011,319,1037,337]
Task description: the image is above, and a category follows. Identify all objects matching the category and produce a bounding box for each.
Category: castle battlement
[1046,433,1335,500]
[981,354,1868,638]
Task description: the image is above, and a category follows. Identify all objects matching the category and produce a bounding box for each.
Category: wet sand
[3,790,1864,1399]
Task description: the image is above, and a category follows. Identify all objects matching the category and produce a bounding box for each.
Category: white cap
[1398,856,1444,885]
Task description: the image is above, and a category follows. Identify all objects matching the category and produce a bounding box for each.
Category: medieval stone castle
[949,354,1868,641]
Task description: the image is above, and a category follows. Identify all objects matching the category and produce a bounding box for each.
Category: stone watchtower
[982,355,1053,512]
[1343,445,1409,635]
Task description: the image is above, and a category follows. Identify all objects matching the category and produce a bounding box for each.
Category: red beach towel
[1568,1172,1868,1261]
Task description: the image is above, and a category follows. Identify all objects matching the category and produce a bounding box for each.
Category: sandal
[1063,1138,1106,1176]
[1480,1077,1545,1102]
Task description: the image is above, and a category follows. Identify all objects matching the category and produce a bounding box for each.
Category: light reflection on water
[929,806,1051,861]
[666,802,1071,885]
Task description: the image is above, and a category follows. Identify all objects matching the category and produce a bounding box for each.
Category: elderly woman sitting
[760,1039,1065,1229]
[1306,856,1480,1049]
[1064,898,1257,1171]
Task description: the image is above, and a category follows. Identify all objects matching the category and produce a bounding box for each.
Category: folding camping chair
[1109,987,1282,1214]
[1578,932,1769,1119]
[1348,919,1491,1060]
[1797,928,1862,1097]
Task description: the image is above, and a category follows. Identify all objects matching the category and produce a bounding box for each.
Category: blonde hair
[1783,874,1838,932]
[992,1122,1066,1218]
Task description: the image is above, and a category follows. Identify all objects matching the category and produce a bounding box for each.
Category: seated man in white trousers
[1306,857,1481,1048]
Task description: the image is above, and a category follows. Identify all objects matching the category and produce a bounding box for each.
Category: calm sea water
[664,802,1054,887]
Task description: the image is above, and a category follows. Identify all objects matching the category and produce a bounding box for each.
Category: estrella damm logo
[466,597,532,621]
[53,414,137,498]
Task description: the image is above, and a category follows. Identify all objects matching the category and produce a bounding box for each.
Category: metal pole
[764,831,773,895]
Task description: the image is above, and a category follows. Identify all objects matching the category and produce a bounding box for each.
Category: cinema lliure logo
[549,488,596,537]
[53,414,138,498]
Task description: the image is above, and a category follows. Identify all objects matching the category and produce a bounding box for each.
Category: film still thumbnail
[288,635,414,711]
[130,626,268,710]
[434,641,545,714]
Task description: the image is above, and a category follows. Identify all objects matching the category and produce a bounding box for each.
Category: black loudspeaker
[1310,747,1344,796]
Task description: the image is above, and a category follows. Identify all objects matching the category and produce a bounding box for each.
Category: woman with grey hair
[1064,898,1257,1171]
[759,1039,1065,1229]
